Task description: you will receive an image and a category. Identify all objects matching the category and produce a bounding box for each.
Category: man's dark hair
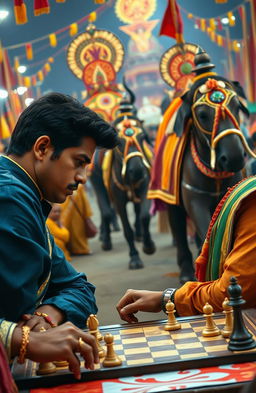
[7,92,119,157]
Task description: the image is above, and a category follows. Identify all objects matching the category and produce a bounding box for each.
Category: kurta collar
[0,155,52,216]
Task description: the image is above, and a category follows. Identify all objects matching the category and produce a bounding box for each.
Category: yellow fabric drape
[46,218,71,261]
[61,185,93,255]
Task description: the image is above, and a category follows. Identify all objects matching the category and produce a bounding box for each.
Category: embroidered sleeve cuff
[0,319,17,361]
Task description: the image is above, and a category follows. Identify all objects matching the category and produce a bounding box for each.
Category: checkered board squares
[12,312,256,390]
[99,318,235,366]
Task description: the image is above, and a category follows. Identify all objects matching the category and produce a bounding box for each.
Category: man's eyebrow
[78,154,91,164]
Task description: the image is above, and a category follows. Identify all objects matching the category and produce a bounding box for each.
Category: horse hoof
[143,242,156,255]
[101,242,112,251]
[129,259,144,269]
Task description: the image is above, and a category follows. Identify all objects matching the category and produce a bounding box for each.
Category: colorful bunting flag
[159,0,183,43]
[14,0,28,24]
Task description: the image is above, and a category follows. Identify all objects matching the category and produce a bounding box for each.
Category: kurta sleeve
[175,192,256,316]
[42,240,97,328]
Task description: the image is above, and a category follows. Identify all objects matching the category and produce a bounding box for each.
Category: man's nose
[75,169,87,184]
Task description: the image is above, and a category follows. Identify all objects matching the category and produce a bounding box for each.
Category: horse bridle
[190,79,256,178]
[112,118,151,202]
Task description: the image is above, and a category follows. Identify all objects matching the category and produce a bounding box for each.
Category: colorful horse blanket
[147,97,189,205]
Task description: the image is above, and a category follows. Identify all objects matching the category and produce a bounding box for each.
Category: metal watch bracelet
[161,288,177,312]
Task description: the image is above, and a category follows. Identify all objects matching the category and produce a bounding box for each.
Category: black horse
[150,48,255,283]
[106,84,156,269]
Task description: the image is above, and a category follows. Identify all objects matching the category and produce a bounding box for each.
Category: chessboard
[12,309,256,390]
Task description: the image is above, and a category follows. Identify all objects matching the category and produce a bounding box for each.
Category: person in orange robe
[46,204,71,261]
[117,186,256,321]
[61,183,95,256]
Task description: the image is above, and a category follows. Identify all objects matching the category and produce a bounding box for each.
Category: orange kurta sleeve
[175,192,256,316]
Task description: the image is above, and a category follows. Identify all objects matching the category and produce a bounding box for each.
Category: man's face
[35,136,96,203]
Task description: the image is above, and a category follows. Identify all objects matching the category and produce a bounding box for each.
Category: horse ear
[173,92,191,136]
[232,80,250,118]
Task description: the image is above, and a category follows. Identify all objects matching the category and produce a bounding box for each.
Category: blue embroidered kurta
[0,155,97,328]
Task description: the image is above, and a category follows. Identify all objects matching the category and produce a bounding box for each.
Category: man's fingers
[78,337,96,370]
[67,352,81,380]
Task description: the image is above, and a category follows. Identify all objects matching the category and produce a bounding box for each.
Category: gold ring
[78,337,84,352]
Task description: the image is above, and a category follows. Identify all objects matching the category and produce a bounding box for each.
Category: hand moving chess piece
[36,327,57,375]
[227,276,256,351]
[202,303,220,337]
[102,333,122,367]
[164,300,181,331]
[221,297,233,338]
[87,315,105,358]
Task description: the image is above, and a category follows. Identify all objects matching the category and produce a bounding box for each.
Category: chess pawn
[102,333,122,367]
[37,361,57,375]
[221,297,233,338]
[164,300,181,331]
[202,303,220,337]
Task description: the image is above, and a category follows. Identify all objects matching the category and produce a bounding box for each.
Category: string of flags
[13,0,109,25]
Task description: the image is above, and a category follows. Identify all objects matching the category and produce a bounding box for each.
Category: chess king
[0,92,119,379]
[117,175,256,321]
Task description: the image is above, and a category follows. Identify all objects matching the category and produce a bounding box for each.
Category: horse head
[113,77,151,186]
[173,47,254,176]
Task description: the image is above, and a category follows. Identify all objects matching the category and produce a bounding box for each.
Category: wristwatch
[161,288,176,312]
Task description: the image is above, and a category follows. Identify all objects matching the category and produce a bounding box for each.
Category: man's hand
[12,322,99,380]
[116,289,163,323]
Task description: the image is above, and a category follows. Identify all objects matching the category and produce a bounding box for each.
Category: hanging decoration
[160,42,198,92]
[34,0,50,16]
[115,0,156,24]
[13,0,28,25]
[159,0,184,44]
[67,24,125,121]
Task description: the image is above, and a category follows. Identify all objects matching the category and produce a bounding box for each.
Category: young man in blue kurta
[0,92,119,379]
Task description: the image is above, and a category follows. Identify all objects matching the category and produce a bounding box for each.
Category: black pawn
[227,276,256,351]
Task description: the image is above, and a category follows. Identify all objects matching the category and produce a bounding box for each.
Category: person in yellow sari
[46,204,71,261]
[61,184,95,255]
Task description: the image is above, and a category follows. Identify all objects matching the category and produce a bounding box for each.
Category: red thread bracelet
[34,311,57,328]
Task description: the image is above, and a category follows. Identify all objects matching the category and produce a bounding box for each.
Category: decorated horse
[148,47,256,283]
[103,81,156,269]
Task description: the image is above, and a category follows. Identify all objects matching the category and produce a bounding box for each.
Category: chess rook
[228,276,256,351]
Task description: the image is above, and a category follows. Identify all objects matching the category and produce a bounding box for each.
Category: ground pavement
[70,191,197,326]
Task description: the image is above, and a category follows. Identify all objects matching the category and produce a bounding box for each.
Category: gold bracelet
[34,312,57,328]
[18,326,30,364]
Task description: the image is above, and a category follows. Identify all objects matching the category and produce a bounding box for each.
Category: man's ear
[34,135,52,160]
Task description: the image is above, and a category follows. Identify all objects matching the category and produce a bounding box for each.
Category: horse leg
[114,198,144,270]
[133,203,142,242]
[140,198,156,255]
[168,205,195,284]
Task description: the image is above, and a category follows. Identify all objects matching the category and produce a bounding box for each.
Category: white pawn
[221,297,233,338]
[102,333,122,367]
[202,303,220,337]
[164,300,181,331]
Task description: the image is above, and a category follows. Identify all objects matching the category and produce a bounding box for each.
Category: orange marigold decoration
[205,78,219,90]
[14,0,28,24]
